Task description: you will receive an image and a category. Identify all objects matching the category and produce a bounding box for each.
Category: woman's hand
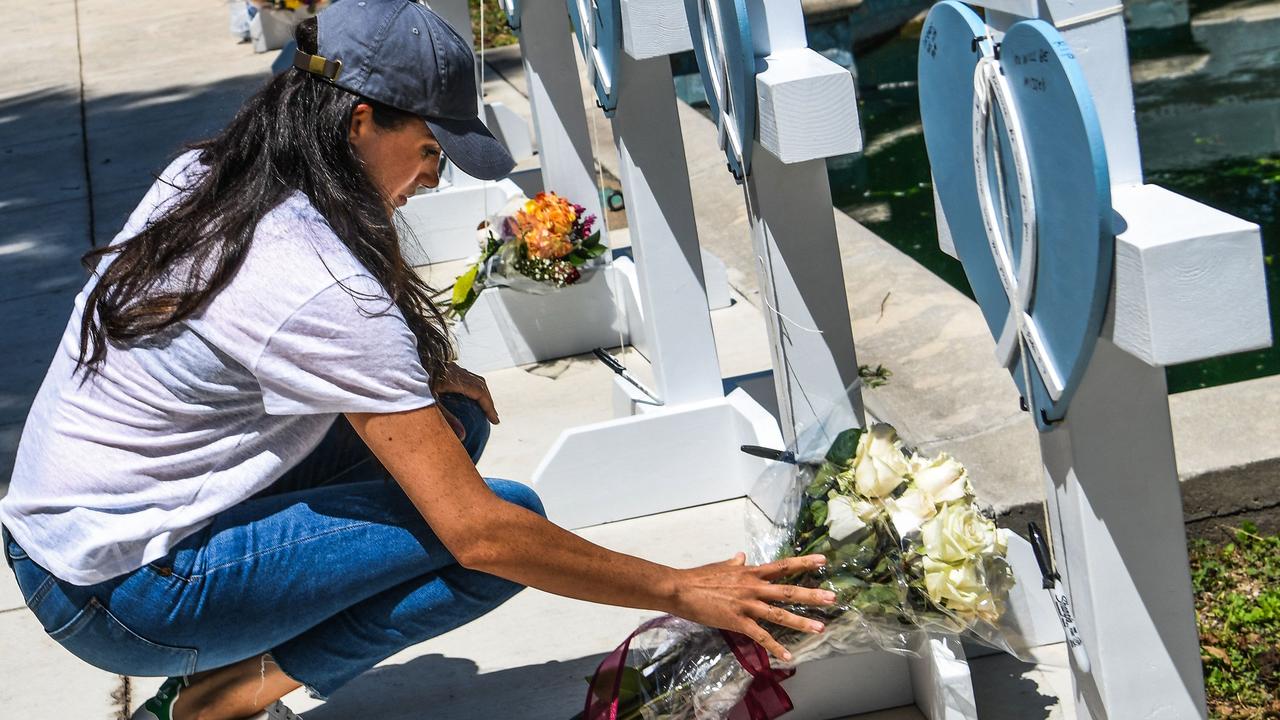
[431,363,499,439]
[668,552,836,661]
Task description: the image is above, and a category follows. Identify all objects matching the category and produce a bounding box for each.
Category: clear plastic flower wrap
[576,385,1040,720]
[449,192,607,318]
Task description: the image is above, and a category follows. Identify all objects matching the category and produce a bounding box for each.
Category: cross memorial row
[409,0,1273,716]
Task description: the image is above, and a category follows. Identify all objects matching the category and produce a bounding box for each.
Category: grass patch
[1189,521,1280,718]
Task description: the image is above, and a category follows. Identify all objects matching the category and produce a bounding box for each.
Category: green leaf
[452,264,479,308]
[450,264,486,319]
[615,666,651,703]
[805,463,839,498]
[483,234,503,257]
[586,243,608,258]
[808,500,829,528]
[825,428,863,467]
[582,230,602,248]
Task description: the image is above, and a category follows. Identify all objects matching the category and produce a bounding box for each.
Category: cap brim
[425,115,515,181]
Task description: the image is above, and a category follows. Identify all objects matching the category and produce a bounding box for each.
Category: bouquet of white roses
[577,422,1023,720]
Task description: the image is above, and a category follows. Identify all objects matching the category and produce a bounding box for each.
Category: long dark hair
[78,18,453,379]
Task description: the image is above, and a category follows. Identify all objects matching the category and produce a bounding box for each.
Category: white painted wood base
[782,635,976,720]
[785,649,916,720]
[398,179,524,265]
[451,260,634,373]
[533,390,782,529]
[910,635,979,720]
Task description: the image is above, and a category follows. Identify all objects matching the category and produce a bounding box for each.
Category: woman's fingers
[737,620,794,662]
[753,554,827,581]
[436,364,500,424]
[748,601,826,635]
[462,374,499,424]
[757,583,837,608]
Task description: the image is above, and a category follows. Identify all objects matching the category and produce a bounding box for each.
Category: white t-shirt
[0,151,437,585]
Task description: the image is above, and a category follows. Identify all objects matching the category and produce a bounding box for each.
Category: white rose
[910,453,972,504]
[884,485,937,537]
[825,495,866,542]
[854,454,906,498]
[922,557,995,618]
[859,424,909,475]
[826,494,882,541]
[919,502,1001,563]
[852,498,881,523]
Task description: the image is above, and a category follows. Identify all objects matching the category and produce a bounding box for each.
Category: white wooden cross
[684,1,1033,718]
[527,0,787,530]
[927,0,1272,717]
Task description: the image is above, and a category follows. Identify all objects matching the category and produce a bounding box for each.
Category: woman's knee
[484,479,546,518]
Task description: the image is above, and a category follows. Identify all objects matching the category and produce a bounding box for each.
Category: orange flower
[514,192,578,259]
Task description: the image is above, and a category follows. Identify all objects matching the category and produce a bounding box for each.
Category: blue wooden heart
[683,0,755,180]
[567,0,622,114]
[919,2,1113,431]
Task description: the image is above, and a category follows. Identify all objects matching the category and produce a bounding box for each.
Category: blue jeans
[3,394,543,698]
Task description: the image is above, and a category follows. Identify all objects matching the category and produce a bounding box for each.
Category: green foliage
[1189,522,1280,718]
[1221,157,1280,186]
[805,462,841,498]
[566,230,606,267]
[825,428,864,467]
[859,363,893,388]
[450,264,481,317]
[447,234,502,320]
[468,0,518,49]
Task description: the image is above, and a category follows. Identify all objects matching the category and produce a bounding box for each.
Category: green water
[820,24,1279,394]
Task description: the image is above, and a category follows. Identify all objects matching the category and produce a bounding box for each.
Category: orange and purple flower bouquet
[450,192,605,319]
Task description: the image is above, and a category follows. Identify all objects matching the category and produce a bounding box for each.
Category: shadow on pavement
[298,652,606,719]
[0,73,269,494]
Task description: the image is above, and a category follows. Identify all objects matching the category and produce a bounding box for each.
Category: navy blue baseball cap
[298,0,515,180]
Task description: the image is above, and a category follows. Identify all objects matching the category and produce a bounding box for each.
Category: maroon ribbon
[583,616,677,720]
[583,617,795,720]
[720,630,796,720]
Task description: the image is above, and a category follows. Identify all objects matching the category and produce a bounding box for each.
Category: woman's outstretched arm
[346,404,835,660]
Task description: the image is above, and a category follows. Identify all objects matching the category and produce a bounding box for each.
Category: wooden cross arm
[1107,183,1272,366]
[933,183,1272,368]
[620,0,692,59]
[756,48,862,164]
